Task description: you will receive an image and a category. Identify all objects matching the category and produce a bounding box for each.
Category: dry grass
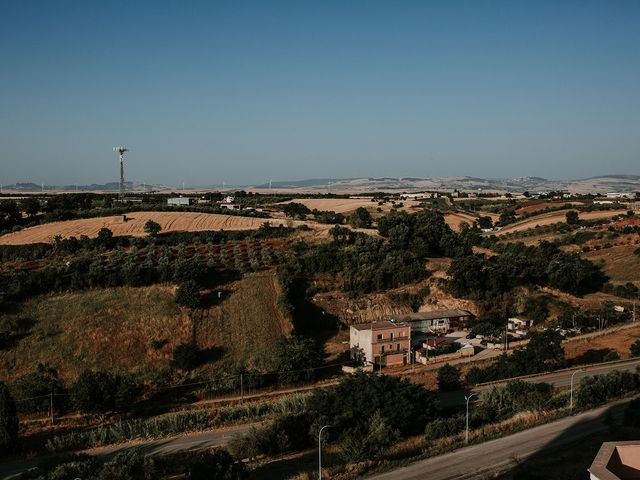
[444,212,478,231]
[564,326,640,360]
[197,273,293,367]
[0,211,302,245]
[0,273,293,382]
[0,285,189,382]
[583,242,640,285]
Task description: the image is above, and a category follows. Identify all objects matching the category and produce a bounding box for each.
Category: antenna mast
[113,146,129,199]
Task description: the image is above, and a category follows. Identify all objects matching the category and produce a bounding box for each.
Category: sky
[0,0,639,187]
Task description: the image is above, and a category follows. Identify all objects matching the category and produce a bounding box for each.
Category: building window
[381,346,385,353]
[397,343,400,351]
[377,334,383,340]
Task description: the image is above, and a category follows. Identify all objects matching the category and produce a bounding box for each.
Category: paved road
[440,357,640,407]
[368,398,631,480]
[0,423,256,479]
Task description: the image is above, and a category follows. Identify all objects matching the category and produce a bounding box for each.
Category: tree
[339,410,399,462]
[631,339,640,358]
[0,382,18,454]
[143,220,161,236]
[21,197,41,217]
[269,335,321,384]
[477,216,493,230]
[175,280,202,309]
[437,364,461,391]
[282,202,311,219]
[96,227,115,249]
[349,207,373,228]
[71,370,139,413]
[566,210,580,225]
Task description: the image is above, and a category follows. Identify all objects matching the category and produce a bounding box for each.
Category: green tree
[21,197,41,217]
[96,227,115,248]
[477,216,493,230]
[175,280,202,309]
[437,364,461,391]
[565,210,580,225]
[348,207,373,228]
[282,202,311,219]
[71,370,139,413]
[339,410,399,462]
[269,335,321,384]
[0,382,18,454]
[187,448,247,480]
[143,219,161,236]
[630,339,640,358]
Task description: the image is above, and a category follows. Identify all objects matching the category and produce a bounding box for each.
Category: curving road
[368,397,632,480]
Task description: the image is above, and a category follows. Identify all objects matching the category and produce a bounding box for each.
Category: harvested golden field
[0,273,292,382]
[497,209,627,234]
[0,212,300,245]
[444,212,478,231]
[277,197,420,215]
[583,243,640,284]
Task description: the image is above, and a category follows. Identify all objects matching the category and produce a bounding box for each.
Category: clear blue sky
[1,0,639,186]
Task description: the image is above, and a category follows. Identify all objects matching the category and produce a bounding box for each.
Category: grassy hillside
[0,273,292,382]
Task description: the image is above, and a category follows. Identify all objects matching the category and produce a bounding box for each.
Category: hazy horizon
[1,1,639,186]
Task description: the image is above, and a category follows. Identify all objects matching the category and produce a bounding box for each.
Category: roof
[395,309,472,322]
[352,320,410,331]
[589,442,640,480]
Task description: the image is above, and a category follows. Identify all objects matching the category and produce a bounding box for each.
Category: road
[1,358,638,479]
[0,423,256,479]
[368,397,631,480]
[440,357,640,407]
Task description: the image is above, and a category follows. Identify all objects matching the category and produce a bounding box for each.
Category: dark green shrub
[171,343,201,371]
[0,382,18,454]
[437,364,461,391]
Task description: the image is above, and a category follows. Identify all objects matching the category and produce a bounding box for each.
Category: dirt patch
[564,326,640,360]
[497,209,626,234]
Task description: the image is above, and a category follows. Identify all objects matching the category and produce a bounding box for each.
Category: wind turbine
[113,146,129,199]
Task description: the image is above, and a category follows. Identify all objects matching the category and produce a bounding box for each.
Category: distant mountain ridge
[3,175,640,194]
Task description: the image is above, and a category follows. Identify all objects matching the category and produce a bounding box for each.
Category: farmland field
[0,212,302,245]
[583,242,640,284]
[496,209,627,234]
[277,197,421,214]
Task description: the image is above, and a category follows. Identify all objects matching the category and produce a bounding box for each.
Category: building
[507,317,534,337]
[220,202,242,210]
[394,309,473,341]
[167,197,195,206]
[589,442,640,480]
[350,320,411,367]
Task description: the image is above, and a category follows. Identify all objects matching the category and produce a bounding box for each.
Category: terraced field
[496,209,627,234]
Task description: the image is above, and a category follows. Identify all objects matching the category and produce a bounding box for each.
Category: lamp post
[569,369,583,412]
[465,392,478,444]
[318,424,332,480]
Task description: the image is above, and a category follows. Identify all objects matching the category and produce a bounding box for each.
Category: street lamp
[465,392,478,444]
[569,369,584,412]
[318,424,332,480]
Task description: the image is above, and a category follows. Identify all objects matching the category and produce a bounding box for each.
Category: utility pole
[49,391,54,425]
[240,373,244,403]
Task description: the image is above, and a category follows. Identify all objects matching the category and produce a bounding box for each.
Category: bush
[424,415,465,441]
[437,364,461,391]
[187,448,247,480]
[0,382,18,454]
[577,370,640,409]
[143,220,161,236]
[480,380,554,421]
[71,370,139,414]
[631,340,640,358]
[339,410,399,462]
[268,335,321,385]
[10,366,67,414]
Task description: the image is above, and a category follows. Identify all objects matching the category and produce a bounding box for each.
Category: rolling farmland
[0,212,301,245]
